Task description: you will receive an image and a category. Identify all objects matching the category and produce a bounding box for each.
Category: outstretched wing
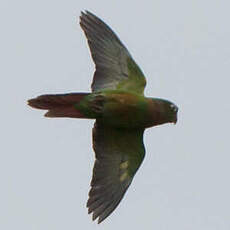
[87,122,145,223]
[80,11,146,95]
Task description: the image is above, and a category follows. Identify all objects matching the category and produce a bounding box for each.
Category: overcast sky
[1,0,230,229]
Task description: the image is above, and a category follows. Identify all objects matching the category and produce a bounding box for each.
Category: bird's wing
[87,122,145,223]
[80,11,146,95]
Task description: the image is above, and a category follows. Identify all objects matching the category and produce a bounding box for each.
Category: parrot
[28,11,178,224]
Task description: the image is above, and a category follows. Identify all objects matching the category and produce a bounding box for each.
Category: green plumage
[28,11,178,224]
[75,90,176,128]
[117,58,146,94]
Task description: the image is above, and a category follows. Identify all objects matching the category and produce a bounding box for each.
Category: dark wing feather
[88,122,145,223]
[80,11,146,94]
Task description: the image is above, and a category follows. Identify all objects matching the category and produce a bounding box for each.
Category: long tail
[28,93,90,118]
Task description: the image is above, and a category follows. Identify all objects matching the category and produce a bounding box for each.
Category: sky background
[1,0,230,229]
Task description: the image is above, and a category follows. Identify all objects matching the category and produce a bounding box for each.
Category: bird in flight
[28,11,178,224]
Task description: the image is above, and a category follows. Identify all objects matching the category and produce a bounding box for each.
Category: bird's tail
[28,93,90,118]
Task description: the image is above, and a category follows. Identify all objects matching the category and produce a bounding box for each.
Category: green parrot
[28,11,178,224]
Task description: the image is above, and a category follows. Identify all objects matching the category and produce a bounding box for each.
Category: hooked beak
[173,114,178,124]
[173,106,178,124]
[173,119,177,124]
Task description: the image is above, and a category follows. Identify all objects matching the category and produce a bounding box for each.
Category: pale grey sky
[1,0,230,229]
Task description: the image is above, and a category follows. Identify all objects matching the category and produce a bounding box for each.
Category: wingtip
[80,10,86,16]
[92,212,97,221]
[80,10,99,22]
[97,217,103,224]
[80,10,93,17]
[85,10,93,15]
[79,10,89,26]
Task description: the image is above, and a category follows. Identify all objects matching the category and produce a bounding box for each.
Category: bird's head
[149,98,178,126]
[167,101,178,124]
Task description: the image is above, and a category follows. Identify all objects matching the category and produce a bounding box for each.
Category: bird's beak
[173,115,177,124]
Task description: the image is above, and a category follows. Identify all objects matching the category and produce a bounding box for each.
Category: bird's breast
[97,92,152,128]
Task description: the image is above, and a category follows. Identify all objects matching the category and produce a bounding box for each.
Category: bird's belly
[100,93,149,128]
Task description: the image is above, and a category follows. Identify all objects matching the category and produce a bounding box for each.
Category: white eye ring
[170,104,178,112]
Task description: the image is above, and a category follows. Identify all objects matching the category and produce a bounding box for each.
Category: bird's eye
[170,104,178,112]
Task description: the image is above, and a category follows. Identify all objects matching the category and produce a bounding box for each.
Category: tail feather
[28,93,90,118]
